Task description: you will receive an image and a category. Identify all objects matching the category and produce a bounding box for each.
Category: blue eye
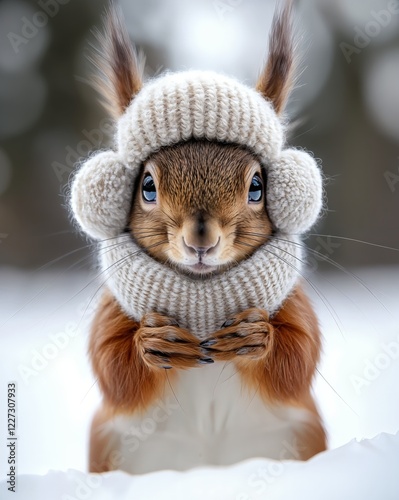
[248,174,263,203]
[142,173,157,202]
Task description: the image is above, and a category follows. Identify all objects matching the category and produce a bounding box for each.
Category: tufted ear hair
[266,149,323,234]
[70,151,135,240]
[256,0,296,115]
[90,3,145,118]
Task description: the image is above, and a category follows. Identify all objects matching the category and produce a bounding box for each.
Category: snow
[0,265,398,498]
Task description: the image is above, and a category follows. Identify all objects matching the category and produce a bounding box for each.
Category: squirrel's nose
[183,237,220,258]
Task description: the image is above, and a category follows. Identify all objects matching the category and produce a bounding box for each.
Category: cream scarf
[100,233,303,338]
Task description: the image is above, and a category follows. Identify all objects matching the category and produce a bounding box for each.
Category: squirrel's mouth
[185,262,218,275]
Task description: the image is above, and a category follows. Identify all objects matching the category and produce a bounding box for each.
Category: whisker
[34,243,95,272]
[159,208,180,228]
[244,379,262,414]
[268,239,378,331]
[134,233,168,241]
[212,361,232,397]
[234,240,259,250]
[79,378,99,405]
[237,230,392,316]
[262,243,346,340]
[274,236,391,316]
[165,370,185,414]
[70,239,168,307]
[316,368,359,417]
[129,228,166,235]
[36,238,170,329]
[34,233,131,273]
[257,242,361,412]
[219,229,377,414]
[2,236,143,328]
[307,234,399,253]
[72,238,170,333]
[35,250,136,331]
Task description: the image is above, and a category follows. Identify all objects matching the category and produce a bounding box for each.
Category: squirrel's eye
[248,174,263,203]
[142,173,157,202]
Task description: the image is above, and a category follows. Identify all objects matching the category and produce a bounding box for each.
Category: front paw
[135,312,213,370]
[200,308,273,362]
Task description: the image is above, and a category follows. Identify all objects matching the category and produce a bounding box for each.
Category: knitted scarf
[70,71,322,331]
[100,233,303,338]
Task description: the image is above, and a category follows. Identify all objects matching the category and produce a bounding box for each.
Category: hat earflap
[70,150,134,240]
[266,149,323,234]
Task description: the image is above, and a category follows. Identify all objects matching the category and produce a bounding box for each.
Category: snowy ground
[0,265,398,476]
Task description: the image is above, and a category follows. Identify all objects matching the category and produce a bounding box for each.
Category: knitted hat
[69,70,323,335]
[70,70,322,241]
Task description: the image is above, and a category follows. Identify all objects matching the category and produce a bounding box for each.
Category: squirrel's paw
[200,308,273,362]
[136,312,213,370]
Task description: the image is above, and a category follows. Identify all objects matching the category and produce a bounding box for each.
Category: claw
[237,347,250,355]
[237,346,259,356]
[200,339,217,348]
[222,318,235,328]
[198,357,214,365]
[161,365,172,369]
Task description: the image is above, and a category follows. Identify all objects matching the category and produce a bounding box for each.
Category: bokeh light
[0,0,50,73]
[0,71,47,139]
[0,148,12,195]
[364,48,399,142]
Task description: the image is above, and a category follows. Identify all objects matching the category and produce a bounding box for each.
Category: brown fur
[130,140,273,276]
[89,290,163,413]
[89,288,210,413]
[90,4,145,118]
[89,284,326,470]
[203,285,322,403]
[88,1,326,470]
[90,285,322,409]
[256,0,295,114]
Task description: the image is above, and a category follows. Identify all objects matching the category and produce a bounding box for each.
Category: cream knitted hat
[70,70,323,334]
[71,71,322,240]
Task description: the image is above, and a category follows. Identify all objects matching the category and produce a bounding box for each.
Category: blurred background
[0,0,399,267]
[0,0,398,477]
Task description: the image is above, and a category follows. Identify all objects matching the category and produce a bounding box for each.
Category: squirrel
[70,1,327,474]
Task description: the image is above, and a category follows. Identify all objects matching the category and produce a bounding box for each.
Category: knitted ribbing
[71,71,323,241]
[69,69,323,330]
[100,234,303,338]
[117,71,284,168]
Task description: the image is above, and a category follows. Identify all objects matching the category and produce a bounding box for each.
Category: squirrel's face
[129,140,272,277]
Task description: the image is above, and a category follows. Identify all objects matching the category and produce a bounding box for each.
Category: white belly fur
[98,363,318,474]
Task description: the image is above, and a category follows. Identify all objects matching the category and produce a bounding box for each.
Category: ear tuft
[90,2,145,118]
[256,0,296,115]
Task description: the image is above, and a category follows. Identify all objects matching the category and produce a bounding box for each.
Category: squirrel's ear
[256,1,295,115]
[90,3,145,118]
